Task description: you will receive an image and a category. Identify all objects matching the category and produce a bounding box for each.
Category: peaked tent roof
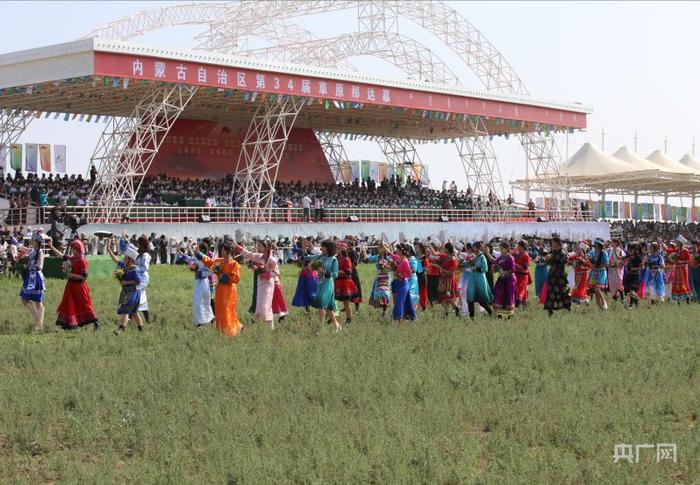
[646,150,696,174]
[561,142,638,176]
[611,146,663,171]
[678,154,700,173]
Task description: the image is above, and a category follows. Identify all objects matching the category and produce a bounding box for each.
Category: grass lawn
[0,263,697,483]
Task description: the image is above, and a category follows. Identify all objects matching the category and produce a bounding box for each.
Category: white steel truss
[377,137,427,185]
[316,131,352,184]
[86,83,197,223]
[519,132,570,207]
[87,0,572,202]
[235,96,306,222]
[0,109,34,169]
[456,117,505,199]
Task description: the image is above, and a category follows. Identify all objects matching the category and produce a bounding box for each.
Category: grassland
[0,263,697,484]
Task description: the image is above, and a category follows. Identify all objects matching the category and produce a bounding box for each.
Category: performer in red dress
[335,246,361,324]
[513,241,532,309]
[47,239,99,330]
[670,237,692,303]
[435,242,459,316]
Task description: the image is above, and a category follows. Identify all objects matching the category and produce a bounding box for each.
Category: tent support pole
[633,192,639,221]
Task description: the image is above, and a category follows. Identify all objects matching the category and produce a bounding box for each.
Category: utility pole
[633,130,638,153]
[601,126,606,150]
[664,135,668,154]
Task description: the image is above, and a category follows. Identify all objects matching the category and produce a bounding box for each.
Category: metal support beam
[519,132,570,208]
[377,137,428,185]
[316,131,352,184]
[455,117,504,198]
[235,95,305,222]
[0,109,35,171]
[86,83,197,223]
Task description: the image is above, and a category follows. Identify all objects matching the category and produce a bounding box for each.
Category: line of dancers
[14,231,700,336]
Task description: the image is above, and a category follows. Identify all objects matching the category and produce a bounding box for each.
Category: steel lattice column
[519,132,569,207]
[235,96,305,222]
[0,109,35,168]
[316,131,352,183]
[377,137,428,185]
[86,83,197,223]
[456,116,505,199]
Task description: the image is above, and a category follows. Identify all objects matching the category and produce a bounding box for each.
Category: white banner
[54,144,67,173]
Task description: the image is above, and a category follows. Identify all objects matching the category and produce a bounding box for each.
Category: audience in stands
[2,170,515,211]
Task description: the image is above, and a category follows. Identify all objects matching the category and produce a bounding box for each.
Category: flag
[25,143,38,172]
[54,145,66,173]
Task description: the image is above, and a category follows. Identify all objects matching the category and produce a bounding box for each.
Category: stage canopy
[0,38,590,141]
[512,143,700,197]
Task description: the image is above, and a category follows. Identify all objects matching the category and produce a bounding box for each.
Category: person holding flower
[177,242,215,328]
[47,238,99,330]
[236,240,279,329]
[114,245,144,334]
[18,231,46,330]
[306,240,341,331]
[198,241,241,337]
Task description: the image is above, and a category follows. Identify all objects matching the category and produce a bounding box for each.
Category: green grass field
[0,264,697,484]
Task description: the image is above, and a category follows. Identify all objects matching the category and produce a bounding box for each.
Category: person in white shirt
[301,195,312,222]
[313,198,321,222]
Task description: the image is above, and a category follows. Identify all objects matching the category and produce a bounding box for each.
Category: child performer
[114,245,144,334]
[18,231,46,330]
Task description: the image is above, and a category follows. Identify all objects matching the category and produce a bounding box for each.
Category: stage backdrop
[149,119,334,183]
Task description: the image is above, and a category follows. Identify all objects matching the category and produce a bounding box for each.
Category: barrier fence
[1,205,592,226]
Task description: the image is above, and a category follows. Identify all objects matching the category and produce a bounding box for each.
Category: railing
[0,205,593,226]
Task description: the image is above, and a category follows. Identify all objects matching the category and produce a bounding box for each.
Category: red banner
[149,119,333,183]
[94,52,587,129]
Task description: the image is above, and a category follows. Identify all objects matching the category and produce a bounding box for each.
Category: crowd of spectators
[610,220,700,242]
[2,168,517,211]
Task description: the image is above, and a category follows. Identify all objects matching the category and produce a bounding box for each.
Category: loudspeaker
[439,215,449,222]
[198,214,211,223]
[347,215,359,222]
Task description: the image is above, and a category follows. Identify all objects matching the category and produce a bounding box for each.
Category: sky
[2,1,699,203]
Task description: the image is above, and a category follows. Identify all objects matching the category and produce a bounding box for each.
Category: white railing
[1,205,593,225]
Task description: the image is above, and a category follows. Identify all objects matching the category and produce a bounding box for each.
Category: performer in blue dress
[114,245,144,334]
[306,240,341,331]
[644,242,665,304]
[19,231,46,330]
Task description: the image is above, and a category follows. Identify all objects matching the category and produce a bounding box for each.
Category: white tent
[560,142,638,176]
[611,146,663,171]
[646,150,696,174]
[679,154,700,173]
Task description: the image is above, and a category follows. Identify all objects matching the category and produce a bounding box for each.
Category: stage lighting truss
[234,95,305,222]
[316,131,353,184]
[85,0,572,220]
[86,83,198,223]
[0,109,35,164]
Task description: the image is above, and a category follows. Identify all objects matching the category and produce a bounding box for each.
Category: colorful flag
[54,145,66,173]
[39,144,51,172]
[10,144,22,171]
[25,144,38,172]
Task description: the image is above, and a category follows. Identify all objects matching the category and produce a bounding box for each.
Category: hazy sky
[2,1,699,201]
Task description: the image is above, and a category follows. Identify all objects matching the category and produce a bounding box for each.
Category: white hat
[124,244,138,261]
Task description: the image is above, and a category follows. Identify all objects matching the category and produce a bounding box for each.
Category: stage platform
[82,221,609,244]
